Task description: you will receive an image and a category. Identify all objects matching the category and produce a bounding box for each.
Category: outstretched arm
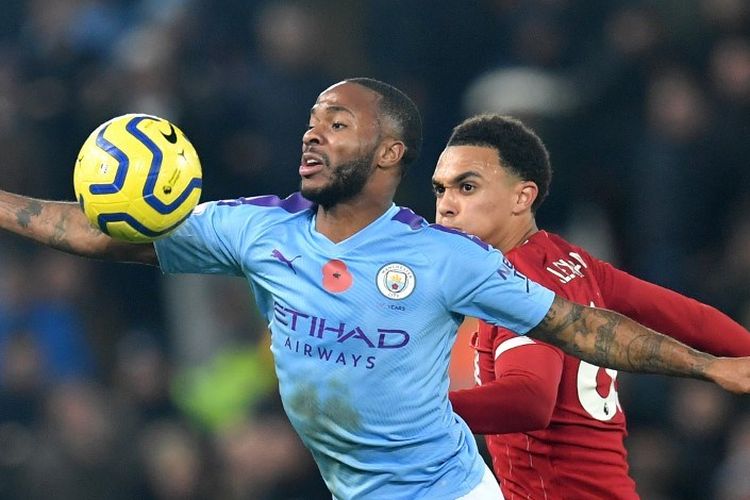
[529,295,750,393]
[595,259,750,356]
[0,190,157,265]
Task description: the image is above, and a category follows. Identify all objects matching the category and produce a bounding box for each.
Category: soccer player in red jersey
[435,114,750,499]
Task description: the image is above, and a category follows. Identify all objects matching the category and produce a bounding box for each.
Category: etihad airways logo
[273,302,410,349]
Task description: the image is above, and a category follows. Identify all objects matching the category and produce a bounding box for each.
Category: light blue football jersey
[154,193,555,499]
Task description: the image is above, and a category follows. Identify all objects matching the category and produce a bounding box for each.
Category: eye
[460,183,475,193]
[432,185,445,197]
[332,122,347,130]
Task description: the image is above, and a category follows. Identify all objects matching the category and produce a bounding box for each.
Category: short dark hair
[447,115,552,212]
[345,77,423,174]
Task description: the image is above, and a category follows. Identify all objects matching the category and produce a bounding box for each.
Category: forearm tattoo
[49,209,76,252]
[592,309,618,366]
[15,199,42,228]
[13,199,99,254]
[531,297,713,378]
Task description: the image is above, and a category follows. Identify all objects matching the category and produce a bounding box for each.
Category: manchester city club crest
[376,263,416,300]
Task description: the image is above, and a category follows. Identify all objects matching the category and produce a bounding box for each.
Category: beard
[301,152,376,209]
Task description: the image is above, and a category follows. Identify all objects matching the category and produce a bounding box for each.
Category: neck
[314,196,393,243]
[494,217,539,253]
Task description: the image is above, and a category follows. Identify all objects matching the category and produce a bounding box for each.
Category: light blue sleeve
[439,234,555,335]
[154,201,245,276]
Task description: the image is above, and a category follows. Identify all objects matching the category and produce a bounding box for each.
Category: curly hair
[447,114,552,212]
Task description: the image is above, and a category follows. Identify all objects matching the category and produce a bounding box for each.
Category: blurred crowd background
[0,0,749,498]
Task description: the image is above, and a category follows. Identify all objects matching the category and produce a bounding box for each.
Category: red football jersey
[450,230,750,500]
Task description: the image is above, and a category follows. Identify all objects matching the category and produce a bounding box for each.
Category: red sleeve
[594,258,750,356]
[449,323,565,434]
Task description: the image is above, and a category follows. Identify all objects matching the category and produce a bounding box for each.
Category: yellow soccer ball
[73,114,202,242]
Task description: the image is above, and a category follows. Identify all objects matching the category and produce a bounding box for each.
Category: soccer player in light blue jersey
[3,78,750,499]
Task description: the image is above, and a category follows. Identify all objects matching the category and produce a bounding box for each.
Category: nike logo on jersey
[272,249,301,274]
[161,123,178,144]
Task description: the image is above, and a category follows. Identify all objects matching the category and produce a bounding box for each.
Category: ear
[513,181,539,214]
[376,139,406,170]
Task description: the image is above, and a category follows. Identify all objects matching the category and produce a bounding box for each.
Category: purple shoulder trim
[391,207,426,230]
[429,224,491,251]
[216,192,314,213]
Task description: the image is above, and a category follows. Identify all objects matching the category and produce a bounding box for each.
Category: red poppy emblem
[322,259,353,293]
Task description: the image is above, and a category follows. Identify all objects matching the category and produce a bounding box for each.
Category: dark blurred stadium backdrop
[0,1,749,499]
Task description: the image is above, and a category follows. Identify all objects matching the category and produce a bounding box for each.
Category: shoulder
[213,192,314,214]
[379,210,503,280]
[512,231,594,263]
[201,192,314,225]
[544,231,594,260]
[181,192,314,245]
[422,222,495,254]
[386,207,494,250]
[423,224,505,275]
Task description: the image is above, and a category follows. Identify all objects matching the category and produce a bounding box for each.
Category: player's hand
[705,357,750,393]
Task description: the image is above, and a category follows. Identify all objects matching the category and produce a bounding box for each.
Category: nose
[302,125,322,147]
[436,190,458,221]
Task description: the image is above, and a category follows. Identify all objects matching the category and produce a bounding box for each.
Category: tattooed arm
[0,190,157,265]
[528,295,750,394]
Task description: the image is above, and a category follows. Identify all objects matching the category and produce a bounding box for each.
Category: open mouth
[299,153,325,177]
